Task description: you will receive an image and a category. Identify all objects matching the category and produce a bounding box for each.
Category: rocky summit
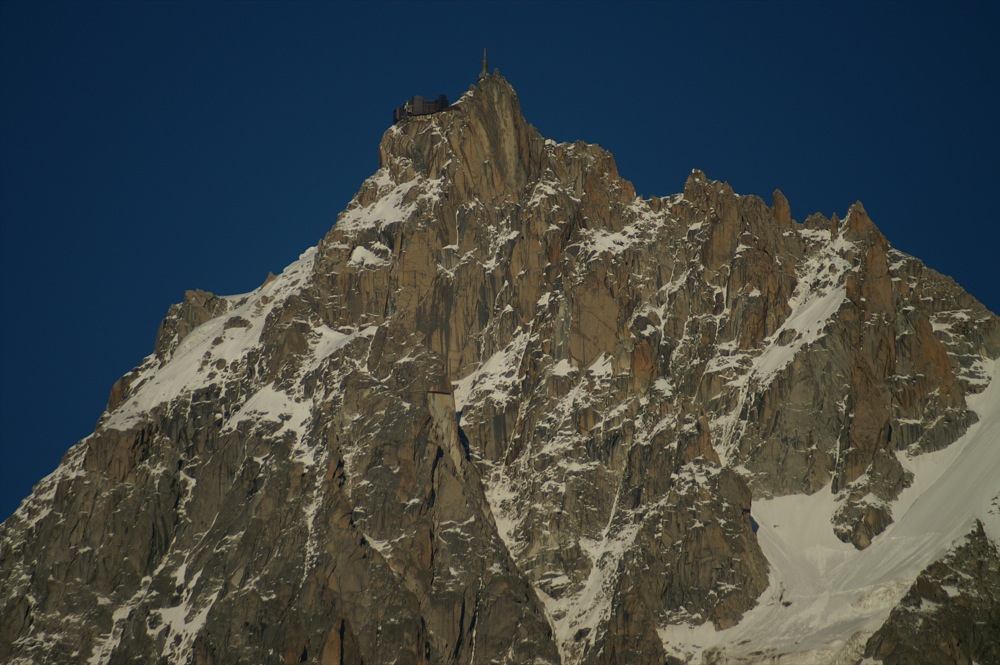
[2,74,999,665]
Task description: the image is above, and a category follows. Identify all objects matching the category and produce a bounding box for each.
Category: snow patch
[348,244,391,268]
[335,170,444,234]
[550,359,576,377]
[104,248,318,431]
[452,329,533,412]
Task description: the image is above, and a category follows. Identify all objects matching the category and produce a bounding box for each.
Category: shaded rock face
[1,74,999,664]
[863,520,1000,665]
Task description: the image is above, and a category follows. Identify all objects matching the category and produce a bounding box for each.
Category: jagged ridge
[2,73,999,665]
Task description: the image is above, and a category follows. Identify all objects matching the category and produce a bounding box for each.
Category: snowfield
[661,358,1000,663]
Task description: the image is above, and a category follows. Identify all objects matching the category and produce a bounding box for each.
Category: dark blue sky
[2,1,997,520]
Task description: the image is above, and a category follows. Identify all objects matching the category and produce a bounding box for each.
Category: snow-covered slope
[662,359,1000,663]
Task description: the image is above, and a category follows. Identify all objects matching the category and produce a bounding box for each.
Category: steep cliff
[2,74,998,664]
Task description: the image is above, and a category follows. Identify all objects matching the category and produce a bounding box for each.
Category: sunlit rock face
[2,74,999,665]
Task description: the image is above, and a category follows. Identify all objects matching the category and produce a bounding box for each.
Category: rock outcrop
[2,73,998,664]
[863,520,1000,665]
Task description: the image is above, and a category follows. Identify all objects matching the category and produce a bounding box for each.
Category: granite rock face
[863,520,1000,665]
[2,74,999,664]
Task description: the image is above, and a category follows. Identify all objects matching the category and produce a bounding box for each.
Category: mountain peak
[378,72,541,199]
[3,73,1000,665]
